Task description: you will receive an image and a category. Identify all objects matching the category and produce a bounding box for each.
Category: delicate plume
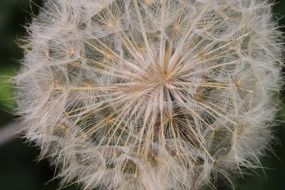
[15,0,282,189]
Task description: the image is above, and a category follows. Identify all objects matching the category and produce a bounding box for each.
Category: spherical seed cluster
[16,0,282,189]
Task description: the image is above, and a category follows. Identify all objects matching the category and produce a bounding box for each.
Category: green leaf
[0,66,18,111]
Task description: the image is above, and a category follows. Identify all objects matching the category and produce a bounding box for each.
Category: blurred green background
[0,0,284,190]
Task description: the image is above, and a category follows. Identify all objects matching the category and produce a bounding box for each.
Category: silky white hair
[16,0,283,189]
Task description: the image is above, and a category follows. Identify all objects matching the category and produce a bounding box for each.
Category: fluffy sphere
[16,0,282,189]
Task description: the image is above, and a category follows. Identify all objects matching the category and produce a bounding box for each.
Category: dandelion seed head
[16,0,283,189]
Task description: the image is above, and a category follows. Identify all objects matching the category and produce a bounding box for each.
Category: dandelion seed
[15,0,282,189]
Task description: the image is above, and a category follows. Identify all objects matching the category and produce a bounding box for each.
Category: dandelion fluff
[15,0,283,189]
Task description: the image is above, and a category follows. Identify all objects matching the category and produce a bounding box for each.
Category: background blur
[0,0,284,190]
